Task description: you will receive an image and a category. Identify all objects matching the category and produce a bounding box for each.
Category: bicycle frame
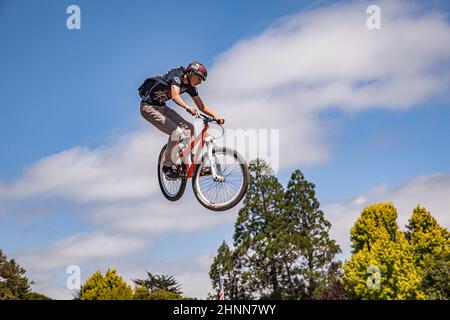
[175,119,213,179]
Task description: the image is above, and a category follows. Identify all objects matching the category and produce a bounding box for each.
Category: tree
[133,271,182,295]
[25,292,52,300]
[79,269,133,300]
[406,205,450,267]
[0,250,32,300]
[342,203,425,299]
[284,169,341,299]
[233,159,290,299]
[420,253,450,300]
[209,241,250,300]
[211,160,342,300]
[134,287,185,300]
[350,202,400,253]
[319,280,349,300]
[132,271,187,300]
[404,206,450,299]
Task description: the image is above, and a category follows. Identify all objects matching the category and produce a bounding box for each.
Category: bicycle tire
[157,144,187,201]
[192,147,249,211]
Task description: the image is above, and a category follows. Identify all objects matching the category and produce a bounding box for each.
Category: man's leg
[140,101,179,166]
[163,107,195,165]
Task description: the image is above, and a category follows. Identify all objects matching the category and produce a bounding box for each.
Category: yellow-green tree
[406,205,450,267]
[79,269,133,300]
[342,203,425,299]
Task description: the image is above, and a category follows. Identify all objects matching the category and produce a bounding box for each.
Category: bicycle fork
[205,136,224,182]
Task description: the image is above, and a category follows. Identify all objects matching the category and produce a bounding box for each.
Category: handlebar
[192,112,225,138]
[191,112,223,125]
[197,113,219,123]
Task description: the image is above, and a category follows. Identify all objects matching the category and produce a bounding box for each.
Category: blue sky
[0,0,323,180]
[1,0,449,299]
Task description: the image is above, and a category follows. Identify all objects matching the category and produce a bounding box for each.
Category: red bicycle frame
[176,121,210,179]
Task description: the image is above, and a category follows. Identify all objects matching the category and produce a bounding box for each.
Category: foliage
[133,271,182,295]
[420,253,450,300]
[342,202,450,300]
[210,159,341,300]
[132,271,189,300]
[0,250,32,300]
[406,205,450,267]
[78,269,133,300]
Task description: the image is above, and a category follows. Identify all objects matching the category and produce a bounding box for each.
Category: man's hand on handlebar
[192,111,225,125]
[186,107,198,116]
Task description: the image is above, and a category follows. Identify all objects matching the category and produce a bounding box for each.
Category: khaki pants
[140,100,194,166]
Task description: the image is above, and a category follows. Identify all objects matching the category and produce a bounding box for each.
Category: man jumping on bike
[139,62,225,179]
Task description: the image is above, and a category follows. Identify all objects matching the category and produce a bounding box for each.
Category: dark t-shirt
[138,66,198,106]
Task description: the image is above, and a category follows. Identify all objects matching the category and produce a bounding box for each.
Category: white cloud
[17,231,146,271]
[1,128,161,203]
[204,0,450,168]
[323,173,450,260]
[88,194,236,234]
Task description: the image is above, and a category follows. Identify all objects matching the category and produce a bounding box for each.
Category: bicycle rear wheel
[192,147,249,211]
[157,144,187,201]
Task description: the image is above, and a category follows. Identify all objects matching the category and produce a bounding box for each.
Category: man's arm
[171,85,197,115]
[192,96,224,124]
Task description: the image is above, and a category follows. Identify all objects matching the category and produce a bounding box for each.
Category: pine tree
[133,271,182,295]
[132,271,189,300]
[233,159,288,299]
[216,160,342,299]
[209,241,250,300]
[284,170,341,299]
[0,250,32,300]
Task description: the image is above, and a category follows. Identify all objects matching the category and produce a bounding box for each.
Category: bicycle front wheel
[192,147,249,211]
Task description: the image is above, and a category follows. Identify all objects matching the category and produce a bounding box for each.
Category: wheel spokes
[197,152,244,206]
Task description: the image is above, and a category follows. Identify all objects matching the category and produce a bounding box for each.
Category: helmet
[186,62,208,81]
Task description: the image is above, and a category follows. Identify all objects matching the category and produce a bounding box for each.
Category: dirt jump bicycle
[157,113,249,211]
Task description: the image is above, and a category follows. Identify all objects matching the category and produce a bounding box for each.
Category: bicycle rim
[193,148,247,210]
[158,145,186,201]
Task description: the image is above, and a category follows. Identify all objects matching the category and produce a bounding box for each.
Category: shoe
[200,166,212,176]
[162,165,180,179]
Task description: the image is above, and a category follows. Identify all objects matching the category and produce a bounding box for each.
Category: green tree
[79,269,133,300]
[233,159,289,299]
[284,169,341,299]
[420,253,450,300]
[134,287,185,300]
[342,203,425,299]
[212,160,342,300]
[132,271,187,300]
[209,241,250,300]
[133,271,182,295]
[406,205,450,267]
[25,292,52,300]
[0,250,32,300]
